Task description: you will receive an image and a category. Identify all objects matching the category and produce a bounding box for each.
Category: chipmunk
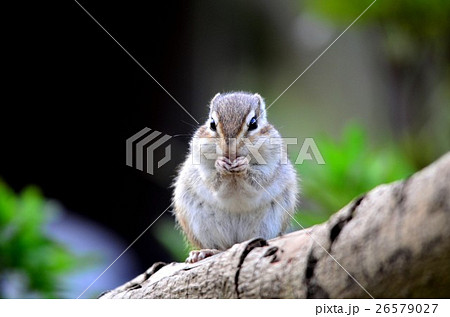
[172,92,298,263]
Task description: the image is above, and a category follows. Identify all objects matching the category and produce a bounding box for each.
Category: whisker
[172,134,192,138]
[181,120,199,129]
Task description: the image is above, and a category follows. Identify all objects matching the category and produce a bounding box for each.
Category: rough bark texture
[100,152,450,299]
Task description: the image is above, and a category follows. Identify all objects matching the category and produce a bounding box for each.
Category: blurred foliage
[0,180,79,298]
[152,217,189,262]
[303,0,450,142]
[302,0,450,41]
[293,124,416,228]
[293,0,449,227]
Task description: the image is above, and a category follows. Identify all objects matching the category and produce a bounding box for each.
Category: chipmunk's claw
[185,249,221,263]
[215,157,233,174]
[215,156,249,174]
[229,156,249,173]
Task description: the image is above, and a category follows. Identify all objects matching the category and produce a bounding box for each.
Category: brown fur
[176,207,205,249]
[211,92,257,140]
[258,124,272,136]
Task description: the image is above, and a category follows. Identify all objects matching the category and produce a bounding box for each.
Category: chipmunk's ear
[209,93,221,108]
[253,93,266,120]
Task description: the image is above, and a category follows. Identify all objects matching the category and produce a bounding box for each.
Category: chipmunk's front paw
[185,249,221,264]
[215,156,233,174]
[215,156,249,174]
[228,156,249,173]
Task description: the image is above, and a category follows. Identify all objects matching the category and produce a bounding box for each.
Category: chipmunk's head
[210,91,267,135]
[195,92,279,164]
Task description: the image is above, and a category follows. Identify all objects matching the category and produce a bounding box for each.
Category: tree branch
[100,152,450,298]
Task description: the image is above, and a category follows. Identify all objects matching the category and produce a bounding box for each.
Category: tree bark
[100,152,450,299]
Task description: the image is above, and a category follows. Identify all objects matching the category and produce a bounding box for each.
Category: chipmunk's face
[203,92,272,162]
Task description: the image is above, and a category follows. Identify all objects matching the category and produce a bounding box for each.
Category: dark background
[3,1,199,268]
[3,0,295,270]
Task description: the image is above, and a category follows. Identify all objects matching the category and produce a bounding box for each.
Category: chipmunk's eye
[248,117,258,131]
[210,118,216,131]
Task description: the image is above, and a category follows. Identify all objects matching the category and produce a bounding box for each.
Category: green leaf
[152,217,190,262]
